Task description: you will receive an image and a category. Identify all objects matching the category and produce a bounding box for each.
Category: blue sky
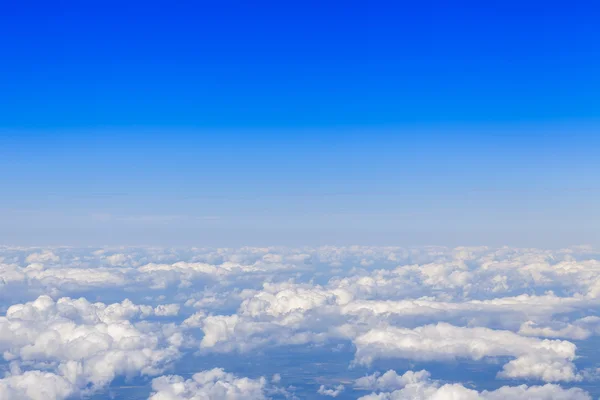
[1,0,599,246]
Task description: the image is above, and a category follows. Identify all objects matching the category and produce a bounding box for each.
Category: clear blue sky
[1,1,599,247]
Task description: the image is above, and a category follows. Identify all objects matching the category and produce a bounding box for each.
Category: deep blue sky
[1,1,599,246]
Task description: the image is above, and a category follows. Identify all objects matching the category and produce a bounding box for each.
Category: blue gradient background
[1,0,599,246]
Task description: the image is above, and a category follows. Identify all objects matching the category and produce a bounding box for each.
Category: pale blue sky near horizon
[3,124,599,248]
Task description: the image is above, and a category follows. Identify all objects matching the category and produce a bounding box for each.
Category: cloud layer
[1,245,600,398]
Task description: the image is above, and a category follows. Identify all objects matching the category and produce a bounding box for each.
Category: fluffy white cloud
[148,368,268,400]
[354,370,431,391]
[318,384,344,397]
[356,370,591,400]
[182,284,588,383]
[25,251,60,264]
[353,323,579,382]
[0,370,75,400]
[0,296,184,397]
[518,316,600,340]
[154,304,181,317]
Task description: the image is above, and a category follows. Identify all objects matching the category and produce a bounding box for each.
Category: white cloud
[356,370,591,400]
[25,251,60,264]
[354,370,431,391]
[518,321,591,340]
[106,253,128,266]
[148,368,268,400]
[518,316,600,340]
[180,282,589,384]
[0,370,75,400]
[154,304,181,316]
[0,295,184,396]
[353,323,579,382]
[318,384,344,397]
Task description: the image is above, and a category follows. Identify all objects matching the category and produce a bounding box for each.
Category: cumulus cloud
[0,370,75,400]
[25,250,60,264]
[317,384,344,397]
[181,284,586,383]
[356,370,591,400]
[0,295,184,397]
[354,370,431,391]
[353,323,579,382]
[518,317,600,340]
[148,368,268,400]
